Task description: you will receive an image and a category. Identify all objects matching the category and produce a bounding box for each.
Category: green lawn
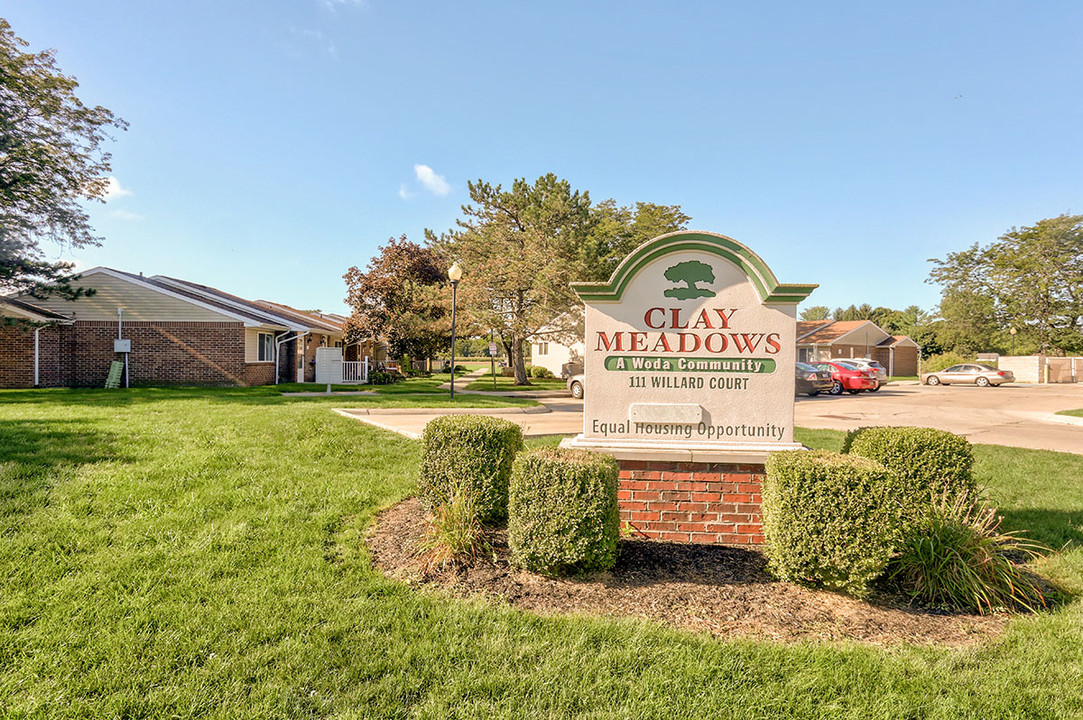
[0,389,1081,718]
[1057,408,1083,418]
[463,372,568,391]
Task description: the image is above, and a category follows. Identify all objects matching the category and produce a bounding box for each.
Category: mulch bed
[367,498,1009,646]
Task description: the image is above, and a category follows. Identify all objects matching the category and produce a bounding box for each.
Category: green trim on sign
[571,231,817,304]
[604,356,777,373]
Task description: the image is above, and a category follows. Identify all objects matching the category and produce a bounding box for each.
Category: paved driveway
[795,382,1083,454]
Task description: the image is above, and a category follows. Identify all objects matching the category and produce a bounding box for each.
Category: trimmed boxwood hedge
[508,449,620,575]
[844,426,976,504]
[762,451,914,596]
[418,415,524,524]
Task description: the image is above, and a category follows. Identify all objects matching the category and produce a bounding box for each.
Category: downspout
[274,331,309,385]
[34,326,41,387]
[118,307,128,388]
[34,319,73,388]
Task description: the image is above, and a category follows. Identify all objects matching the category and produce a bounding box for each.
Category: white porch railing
[342,358,369,384]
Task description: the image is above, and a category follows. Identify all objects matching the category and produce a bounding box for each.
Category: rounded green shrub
[922,351,975,373]
[762,451,913,596]
[845,426,975,505]
[508,449,620,575]
[529,365,555,379]
[418,415,524,524]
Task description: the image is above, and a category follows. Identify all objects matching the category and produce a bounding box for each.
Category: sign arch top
[571,231,818,304]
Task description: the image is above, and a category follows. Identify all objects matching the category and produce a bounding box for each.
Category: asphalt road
[794,382,1083,454]
[336,382,1083,455]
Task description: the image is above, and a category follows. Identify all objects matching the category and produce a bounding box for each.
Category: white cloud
[398,183,415,200]
[103,177,132,202]
[319,0,364,10]
[414,164,450,196]
[280,28,337,59]
[109,209,143,221]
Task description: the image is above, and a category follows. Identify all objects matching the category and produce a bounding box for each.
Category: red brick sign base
[617,460,764,545]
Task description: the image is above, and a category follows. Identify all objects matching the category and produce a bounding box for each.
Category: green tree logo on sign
[663,261,716,299]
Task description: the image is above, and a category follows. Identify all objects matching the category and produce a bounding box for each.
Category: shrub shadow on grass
[998,508,1083,551]
[0,419,129,524]
[0,418,127,466]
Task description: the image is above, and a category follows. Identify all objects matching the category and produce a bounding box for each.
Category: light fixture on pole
[448,261,463,398]
[1010,326,1017,355]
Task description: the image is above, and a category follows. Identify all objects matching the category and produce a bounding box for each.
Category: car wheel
[847,389,861,394]
[869,385,880,392]
[807,390,820,397]
[976,376,990,387]
[828,381,844,395]
[926,375,940,386]
[570,381,584,399]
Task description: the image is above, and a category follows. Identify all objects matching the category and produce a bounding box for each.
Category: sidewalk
[334,398,583,439]
[436,366,570,398]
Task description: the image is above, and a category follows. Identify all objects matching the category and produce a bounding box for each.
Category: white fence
[998,355,1080,383]
[342,359,369,384]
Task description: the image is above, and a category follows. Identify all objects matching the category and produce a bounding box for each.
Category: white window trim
[257,332,274,362]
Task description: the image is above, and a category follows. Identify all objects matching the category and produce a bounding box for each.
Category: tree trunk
[511,335,531,385]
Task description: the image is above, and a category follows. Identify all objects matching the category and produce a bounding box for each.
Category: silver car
[846,358,888,384]
[567,374,584,399]
[922,364,1015,387]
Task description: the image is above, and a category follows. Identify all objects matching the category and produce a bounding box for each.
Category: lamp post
[448,261,462,398]
[1010,326,1017,355]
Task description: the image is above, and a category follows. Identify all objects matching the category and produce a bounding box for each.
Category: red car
[814,361,879,395]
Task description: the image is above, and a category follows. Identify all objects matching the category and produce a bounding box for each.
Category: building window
[257,332,274,362]
[537,342,549,356]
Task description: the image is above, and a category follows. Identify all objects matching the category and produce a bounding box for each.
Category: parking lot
[795,382,1083,454]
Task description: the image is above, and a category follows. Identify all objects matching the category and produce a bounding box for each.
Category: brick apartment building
[0,267,378,389]
[796,320,921,376]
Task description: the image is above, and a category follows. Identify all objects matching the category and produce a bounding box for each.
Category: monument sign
[561,231,816,545]
[563,231,816,462]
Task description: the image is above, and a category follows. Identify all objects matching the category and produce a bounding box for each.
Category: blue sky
[6,1,1082,316]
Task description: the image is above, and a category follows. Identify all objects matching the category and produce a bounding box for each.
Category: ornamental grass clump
[416,488,486,575]
[844,426,976,508]
[884,492,1051,614]
[762,451,913,596]
[508,449,620,575]
[418,415,523,524]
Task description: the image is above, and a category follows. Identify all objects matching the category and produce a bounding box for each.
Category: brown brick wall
[59,321,247,387]
[244,363,276,386]
[618,460,765,545]
[0,325,35,388]
[890,346,919,376]
[828,344,919,377]
[0,324,66,388]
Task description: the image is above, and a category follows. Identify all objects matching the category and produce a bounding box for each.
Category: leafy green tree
[833,303,875,321]
[929,215,1083,354]
[799,305,831,321]
[581,200,689,280]
[428,174,593,385]
[0,19,125,302]
[933,289,1000,355]
[343,236,450,363]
